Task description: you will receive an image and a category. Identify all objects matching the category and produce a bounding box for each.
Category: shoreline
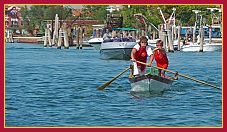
[6,36,43,43]
[5,37,92,47]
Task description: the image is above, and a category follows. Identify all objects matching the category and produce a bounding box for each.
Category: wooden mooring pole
[199,15,204,52]
[193,22,196,44]
[43,24,52,47]
[167,25,174,53]
[160,31,167,51]
[57,28,63,49]
[209,25,212,44]
[177,25,181,51]
[52,14,59,46]
[79,27,84,49]
[76,26,80,49]
[63,23,69,49]
[6,30,14,43]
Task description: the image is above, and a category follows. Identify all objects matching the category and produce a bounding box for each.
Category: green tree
[82,5,109,20]
[19,5,221,36]
[20,5,73,36]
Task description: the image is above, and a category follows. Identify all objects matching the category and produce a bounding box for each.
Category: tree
[20,5,73,36]
[19,5,221,36]
[82,5,109,20]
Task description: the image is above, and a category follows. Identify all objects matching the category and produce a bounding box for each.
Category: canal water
[5,43,222,127]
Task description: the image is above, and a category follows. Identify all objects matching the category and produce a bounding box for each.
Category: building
[5,6,21,28]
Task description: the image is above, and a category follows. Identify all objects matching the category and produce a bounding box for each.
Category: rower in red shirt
[131,36,153,76]
[153,40,169,77]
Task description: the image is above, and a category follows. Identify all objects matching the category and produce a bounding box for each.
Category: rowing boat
[129,68,174,93]
[98,61,220,92]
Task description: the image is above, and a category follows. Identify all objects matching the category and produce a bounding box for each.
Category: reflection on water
[130,90,164,98]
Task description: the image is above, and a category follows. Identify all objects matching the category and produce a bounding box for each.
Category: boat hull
[129,74,173,93]
[181,43,222,52]
[100,41,137,60]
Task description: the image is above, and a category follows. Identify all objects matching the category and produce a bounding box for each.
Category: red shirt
[154,50,168,69]
[134,47,148,71]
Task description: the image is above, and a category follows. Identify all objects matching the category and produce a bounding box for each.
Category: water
[5,43,222,127]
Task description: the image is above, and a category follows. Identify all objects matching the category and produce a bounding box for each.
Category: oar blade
[98,82,111,90]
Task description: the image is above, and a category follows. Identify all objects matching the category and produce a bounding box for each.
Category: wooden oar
[136,61,221,90]
[98,67,131,90]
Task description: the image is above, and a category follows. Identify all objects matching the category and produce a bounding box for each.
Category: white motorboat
[181,42,222,52]
[88,24,105,50]
[100,27,138,60]
[136,38,160,49]
[204,38,222,43]
[100,38,137,60]
[88,38,103,50]
[147,39,160,48]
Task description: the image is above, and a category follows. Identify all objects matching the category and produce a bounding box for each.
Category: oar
[136,61,221,90]
[98,67,131,90]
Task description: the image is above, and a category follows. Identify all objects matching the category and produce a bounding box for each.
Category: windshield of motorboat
[103,37,136,43]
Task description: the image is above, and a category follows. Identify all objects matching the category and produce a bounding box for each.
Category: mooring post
[177,25,181,51]
[79,27,84,49]
[57,28,63,49]
[48,24,52,47]
[63,25,69,49]
[167,25,174,52]
[44,28,47,47]
[52,14,59,46]
[76,26,80,49]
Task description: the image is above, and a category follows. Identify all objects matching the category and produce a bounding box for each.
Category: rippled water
[5,43,222,127]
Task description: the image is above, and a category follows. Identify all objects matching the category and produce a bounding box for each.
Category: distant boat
[136,38,160,49]
[204,38,222,44]
[174,25,222,51]
[203,25,222,44]
[173,40,222,52]
[88,38,103,50]
[173,40,184,50]
[88,24,105,50]
[100,28,137,60]
[173,34,222,52]
[181,42,222,52]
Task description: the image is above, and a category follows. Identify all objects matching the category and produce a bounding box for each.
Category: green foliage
[19,5,221,36]
[82,5,109,20]
[20,5,72,35]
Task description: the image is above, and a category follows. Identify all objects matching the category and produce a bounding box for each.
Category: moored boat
[136,38,161,49]
[173,40,222,52]
[181,42,222,52]
[88,37,103,50]
[88,24,105,50]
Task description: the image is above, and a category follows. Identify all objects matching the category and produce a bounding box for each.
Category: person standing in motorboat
[130,36,153,76]
[103,29,111,41]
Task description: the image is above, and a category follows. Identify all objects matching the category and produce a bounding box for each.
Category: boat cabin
[177,25,222,39]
